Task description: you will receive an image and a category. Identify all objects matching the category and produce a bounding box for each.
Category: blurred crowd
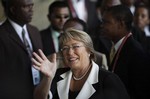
[0,0,150,99]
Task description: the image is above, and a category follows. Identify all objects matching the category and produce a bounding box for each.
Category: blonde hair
[59,28,96,61]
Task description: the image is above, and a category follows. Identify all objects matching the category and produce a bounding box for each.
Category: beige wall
[0,0,6,23]
[0,0,54,30]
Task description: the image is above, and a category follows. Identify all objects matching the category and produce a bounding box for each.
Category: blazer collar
[57,61,99,99]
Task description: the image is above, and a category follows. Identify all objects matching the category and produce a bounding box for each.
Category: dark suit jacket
[109,36,150,99]
[84,0,99,33]
[40,27,56,56]
[93,36,112,63]
[0,20,43,99]
[146,37,150,55]
[50,61,129,99]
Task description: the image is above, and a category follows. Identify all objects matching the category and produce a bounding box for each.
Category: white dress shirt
[51,28,61,52]
[9,19,33,51]
[71,0,87,22]
[9,19,40,85]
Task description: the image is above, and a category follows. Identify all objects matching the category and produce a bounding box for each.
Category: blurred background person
[135,0,150,8]
[134,4,150,36]
[93,0,121,64]
[133,4,150,54]
[101,5,150,99]
[63,18,88,32]
[0,0,43,98]
[40,1,70,57]
[58,0,99,37]
[120,0,149,49]
[120,0,136,14]
[95,0,147,64]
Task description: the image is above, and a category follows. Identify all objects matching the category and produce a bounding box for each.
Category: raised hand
[31,49,57,79]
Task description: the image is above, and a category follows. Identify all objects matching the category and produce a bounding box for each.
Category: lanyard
[112,33,132,72]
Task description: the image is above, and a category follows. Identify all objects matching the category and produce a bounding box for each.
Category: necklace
[73,64,91,81]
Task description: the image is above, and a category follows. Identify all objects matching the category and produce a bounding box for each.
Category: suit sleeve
[103,74,130,99]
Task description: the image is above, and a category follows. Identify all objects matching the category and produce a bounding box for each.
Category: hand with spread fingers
[32,49,57,79]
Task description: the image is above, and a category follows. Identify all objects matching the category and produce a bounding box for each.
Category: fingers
[31,58,41,66]
[32,49,46,68]
[33,52,43,63]
[38,49,47,60]
[32,65,40,71]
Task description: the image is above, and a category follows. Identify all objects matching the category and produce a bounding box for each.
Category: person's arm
[31,49,57,99]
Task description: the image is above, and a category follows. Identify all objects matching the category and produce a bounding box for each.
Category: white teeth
[68,58,77,61]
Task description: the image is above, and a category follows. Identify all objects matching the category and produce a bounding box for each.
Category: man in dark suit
[0,0,42,99]
[41,1,70,56]
[101,5,150,99]
[92,0,121,62]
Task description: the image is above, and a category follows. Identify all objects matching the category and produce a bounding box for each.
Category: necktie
[22,29,32,57]
[109,45,116,64]
[22,29,40,85]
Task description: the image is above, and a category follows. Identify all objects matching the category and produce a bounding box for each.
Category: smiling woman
[32,28,130,99]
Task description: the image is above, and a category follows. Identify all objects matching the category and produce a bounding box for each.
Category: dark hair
[48,1,69,15]
[105,5,133,31]
[1,0,15,15]
[64,18,88,33]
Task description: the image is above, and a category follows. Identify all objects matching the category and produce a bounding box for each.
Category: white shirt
[72,0,87,22]
[51,28,61,52]
[114,36,125,52]
[144,26,150,37]
[9,19,33,51]
[9,19,40,85]
[130,5,135,15]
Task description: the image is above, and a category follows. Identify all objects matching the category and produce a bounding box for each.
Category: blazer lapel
[76,61,99,99]
[56,61,99,99]
[76,81,96,99]
[5,20,27,52]
[27,25,38,51]
[57,70,72,99]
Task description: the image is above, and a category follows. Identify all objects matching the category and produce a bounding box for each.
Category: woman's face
[61,39,90,69]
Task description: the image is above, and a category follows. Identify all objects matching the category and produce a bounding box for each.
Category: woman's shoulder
[99,68,113,76]
[98,68,119,81]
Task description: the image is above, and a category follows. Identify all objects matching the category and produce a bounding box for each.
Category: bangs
[59,28,89,48]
